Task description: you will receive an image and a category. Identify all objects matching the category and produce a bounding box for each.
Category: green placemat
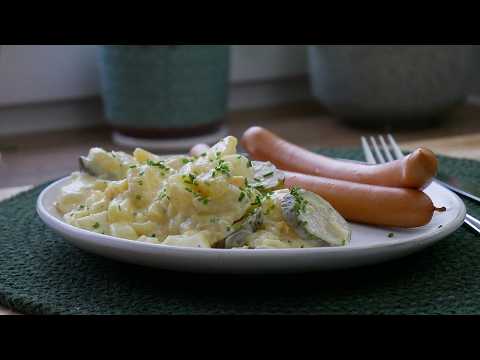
[1,149,480,315]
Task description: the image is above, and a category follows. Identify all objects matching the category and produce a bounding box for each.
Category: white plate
[36,177,466,274]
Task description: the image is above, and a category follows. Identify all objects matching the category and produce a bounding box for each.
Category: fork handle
[465,216,480,234]
[430,181,480,234]
[433,179,480,204]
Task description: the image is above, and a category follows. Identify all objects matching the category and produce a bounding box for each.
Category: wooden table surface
[1,100,480,315]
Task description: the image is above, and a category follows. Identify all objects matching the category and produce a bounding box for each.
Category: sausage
[190,143,211,157]
[241,126,438,190]
[284,171,444,228]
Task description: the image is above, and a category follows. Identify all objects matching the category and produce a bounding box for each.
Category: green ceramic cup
[98,45,230,138]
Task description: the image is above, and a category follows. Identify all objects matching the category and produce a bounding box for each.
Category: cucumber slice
[224,208,263,249]
[251,161,285,191]
[281,188,351,247]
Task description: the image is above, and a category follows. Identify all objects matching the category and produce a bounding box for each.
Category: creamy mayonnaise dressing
[56,136,316,249]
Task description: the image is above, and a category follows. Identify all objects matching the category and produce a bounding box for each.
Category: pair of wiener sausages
[241,127,443,228]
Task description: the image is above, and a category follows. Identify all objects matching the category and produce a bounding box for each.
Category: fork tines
[361,134,405,164]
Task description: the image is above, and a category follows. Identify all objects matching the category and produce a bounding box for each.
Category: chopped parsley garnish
[138,180,143,186]
[263,172,274,178]
[212,160,230,177]
[182,158,192,164]
[251,195,262,207]
[388,233,395,238]
[238,192,246,202]
[151,234,156,238]
[147,160,171,172]
[78,205,85,210]
[253,184,266,191]
[200,153,207,157]
[93,222,100,229]
[182,174,198,186]
[247,160,253,168]
[262,191,273,200]
[215,152,222,160]
[438,225,443,229]
[291,187,308,214]
[185,188,209,205]
[226,226,231,232]
[129,165,137,169]
[139,171,144,176]
[158,188,169,201]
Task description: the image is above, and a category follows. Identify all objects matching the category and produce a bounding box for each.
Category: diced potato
[165,156,191,171]
[55,173,96,213]
[133,148,161,163]
[261,191,286,221]
[126,166,163,207]
[56,193,87,214]
[93,180,109,191]
[162,231,211,248]
[166,176,200,215]
[110,223,138,240]
[137,235,162,244]
[207,136,237,159]
[223,155,254,178]
[193,181,249,220]
[227,176,246,188]
[131,221,157,237]
[64,208,90,223]
[107,197,134,223]
[75,211,109,234]
[147,200,168,223]
[104,179,128,199]
[84,191,105,209]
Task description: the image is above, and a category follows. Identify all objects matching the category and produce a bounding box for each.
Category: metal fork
[361,134,480,234]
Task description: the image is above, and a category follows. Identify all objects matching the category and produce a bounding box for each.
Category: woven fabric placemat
[1,149,480,315]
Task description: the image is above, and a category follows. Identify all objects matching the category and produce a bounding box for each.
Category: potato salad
[55,136,351,249]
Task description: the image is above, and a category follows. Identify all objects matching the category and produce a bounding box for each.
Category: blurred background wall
[0,45,309,106]
[1,45,479,135]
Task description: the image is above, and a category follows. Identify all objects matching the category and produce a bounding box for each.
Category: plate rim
[36,176,467,256]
